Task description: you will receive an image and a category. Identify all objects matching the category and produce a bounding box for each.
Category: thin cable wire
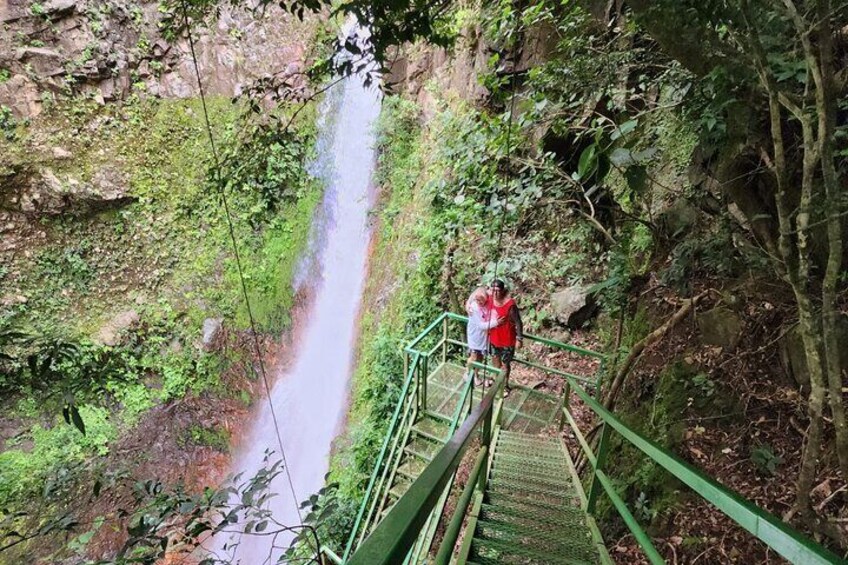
[179,0,306,530]
[480,21,523,395]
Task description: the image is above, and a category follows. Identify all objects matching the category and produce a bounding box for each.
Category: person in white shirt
[465,286,504,383]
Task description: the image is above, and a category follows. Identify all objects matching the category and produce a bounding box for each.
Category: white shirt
[466,301,495,351]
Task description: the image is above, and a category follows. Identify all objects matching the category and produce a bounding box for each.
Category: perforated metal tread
[468,431,602,565]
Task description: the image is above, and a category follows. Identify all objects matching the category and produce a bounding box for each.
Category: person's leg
[501,347,514,393]
[466,351,482,381]
[490,353,503,387]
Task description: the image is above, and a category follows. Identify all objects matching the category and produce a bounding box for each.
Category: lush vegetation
[0,89,322,560]
[312,0,848,560]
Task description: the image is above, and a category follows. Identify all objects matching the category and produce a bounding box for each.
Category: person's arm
[510,304,524,345]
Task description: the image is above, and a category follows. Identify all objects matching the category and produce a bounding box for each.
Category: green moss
[180,424,230,453]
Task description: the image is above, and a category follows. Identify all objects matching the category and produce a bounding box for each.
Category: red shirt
[487,297,517,347]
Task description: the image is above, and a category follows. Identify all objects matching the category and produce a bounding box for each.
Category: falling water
[211,35,381,563]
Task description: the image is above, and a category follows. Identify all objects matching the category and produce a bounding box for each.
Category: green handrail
[342,351,422,561]
[564,376,845,565]
[433,444,489,565]
[348,376,503,565]
[339,313,842,564]
[447,337,599,386]
[444,312,606,359]
[405,312,449,354]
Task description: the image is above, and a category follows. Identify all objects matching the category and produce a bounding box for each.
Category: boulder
[96,310,139,346]
[0,74,42,117]
[201,318,224,352]
[17,47,66,77]
[658,199,700,238]
[43,0,77,16]
[780,315,848,390]
[19,166,133,215]
[697,307,743,349]
[550,285,597,329]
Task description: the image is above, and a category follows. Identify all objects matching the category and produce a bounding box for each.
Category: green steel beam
[405,312,449,354]
[594,467,664,564]
[566,377,845,565]
[434,445,489,565]
[446,337,599,386]
[342,352,421,561]
[444,312,606,358]
[348,378,502,565]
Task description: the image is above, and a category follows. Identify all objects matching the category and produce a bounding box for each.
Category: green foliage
[34,243,95,292]
[750,443,783,476]
[661,221,739,290]
[0,68,10,84]
[0,405,115,506]
[0,105,18,141]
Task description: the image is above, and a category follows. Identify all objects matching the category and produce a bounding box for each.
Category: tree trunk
[811,0,848,477]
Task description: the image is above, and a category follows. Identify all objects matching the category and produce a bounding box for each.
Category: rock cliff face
[0,0,313,118]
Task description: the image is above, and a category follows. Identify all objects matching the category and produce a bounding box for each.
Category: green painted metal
[321,546,344,564]
[586,423,610,514]
[565,376,845,565]
[348,377,502,565]
[446,335,599,386]
[433,442,483,564]
[444,312,606,359]
[405,312,449,353]
[342,351,421,561]
[341,313,841,565]
[593,467,664,564]
[461,429,604,565]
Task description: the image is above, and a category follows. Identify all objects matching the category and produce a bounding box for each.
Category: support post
[596,358,606,400]
[587,422,610,514]
[442,316,448,366]
[420,354,429,412]
[559,381,571,432]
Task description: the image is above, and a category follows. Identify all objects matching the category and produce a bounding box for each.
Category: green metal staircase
[323,312,843,565]
[459,430,604,565]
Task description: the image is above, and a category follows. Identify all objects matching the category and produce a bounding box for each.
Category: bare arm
[510,304,524,341]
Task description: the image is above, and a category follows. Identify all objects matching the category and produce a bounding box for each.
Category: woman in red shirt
[487,279,523,391]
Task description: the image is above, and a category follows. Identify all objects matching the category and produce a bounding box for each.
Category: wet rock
[0,75,42,117]
[201,318,224,352]
[96,310,140,346]
[550,285,597,329]
[0,294,28,308]
[43,0,78,16]
[697,307,742,349]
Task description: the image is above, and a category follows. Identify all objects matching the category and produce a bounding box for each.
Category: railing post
[420,354,429,412]
[442,316,448,366]
[596,358,606,400]
[558,381,571,432]
[587,422,610,514]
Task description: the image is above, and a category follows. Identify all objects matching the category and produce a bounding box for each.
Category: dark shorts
[489,345,515,364]
[467,348,487,357]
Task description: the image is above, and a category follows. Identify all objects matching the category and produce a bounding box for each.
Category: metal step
[475,518,597,560]
[470,536,591,565]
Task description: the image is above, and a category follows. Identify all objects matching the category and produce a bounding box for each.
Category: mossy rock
[697,306,743,349]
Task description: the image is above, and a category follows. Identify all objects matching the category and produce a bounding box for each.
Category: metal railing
[341,313,843,564]
[560,375,845,565]
[348,375,505,565]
